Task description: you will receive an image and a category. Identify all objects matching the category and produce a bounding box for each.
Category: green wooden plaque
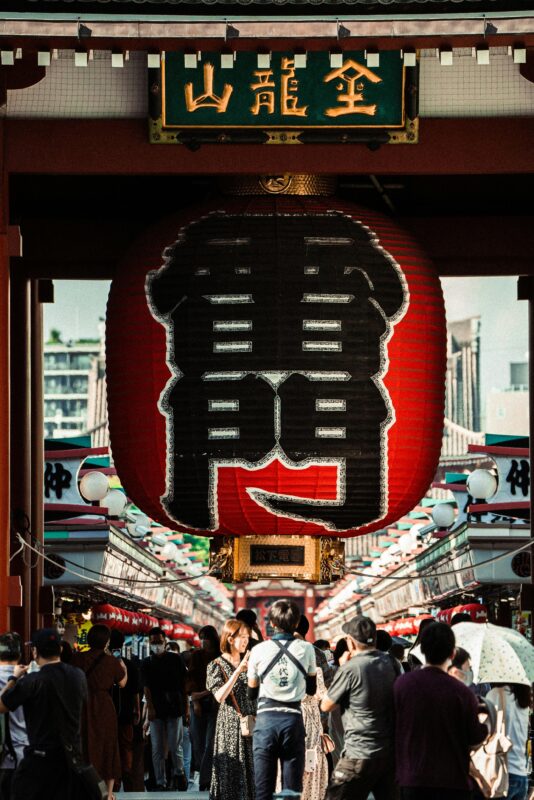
[149,50,418,145]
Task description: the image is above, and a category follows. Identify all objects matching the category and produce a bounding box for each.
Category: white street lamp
[432,503,455,528]
[100,489,127,516]
[467,469,497,500]
[79,470,109,502]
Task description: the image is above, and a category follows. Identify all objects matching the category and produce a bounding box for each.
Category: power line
[346,538,533,582]
[16,533,218,588]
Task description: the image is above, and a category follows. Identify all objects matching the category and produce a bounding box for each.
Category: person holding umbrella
[452,620,534,690]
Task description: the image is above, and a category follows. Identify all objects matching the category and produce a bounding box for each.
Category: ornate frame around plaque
[209,535,345,584]
[148,54,419,146]
[319,538,346,584]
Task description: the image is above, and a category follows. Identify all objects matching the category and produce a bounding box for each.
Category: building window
[510,362,528,390]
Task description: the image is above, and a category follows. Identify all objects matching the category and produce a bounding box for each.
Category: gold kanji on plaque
[323,59,382,117]
[280,58,308,117]
[250,69,276,115]
[184,62,233,113]
[250,58,308,117]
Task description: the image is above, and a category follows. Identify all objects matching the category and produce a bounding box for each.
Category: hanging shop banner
[106,188,447,539]
[149,51,418,145]
[65,614,92,651]
[439,604,487,623]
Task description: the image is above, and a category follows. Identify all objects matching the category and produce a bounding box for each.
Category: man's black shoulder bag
[49,670,107,800]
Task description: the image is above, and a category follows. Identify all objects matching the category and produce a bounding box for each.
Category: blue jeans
[190,697,217,790]
[507,774,529,800]
[149,716,184,788]
[181,724,192,782]
[253,711,306,800]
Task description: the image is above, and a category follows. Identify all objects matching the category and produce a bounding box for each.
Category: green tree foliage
[183,533,210,567]
[47,328,63,344]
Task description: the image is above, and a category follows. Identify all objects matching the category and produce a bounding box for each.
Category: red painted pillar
[0,232,9,632]
[31,281,44,633]
[9,271,32,642]
[518,276,534,642]
[0,121,10,630]
[234,584,247,615]
[305,586,317,641]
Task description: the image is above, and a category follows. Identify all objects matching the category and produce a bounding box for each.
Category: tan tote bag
[469,688,513,798]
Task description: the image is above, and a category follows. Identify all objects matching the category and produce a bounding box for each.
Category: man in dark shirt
[394,621,488,800]
[142,626,187,791]
[320,616,398,800]
[0,628,88,800]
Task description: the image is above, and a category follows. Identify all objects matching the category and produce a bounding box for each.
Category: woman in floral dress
[301,667,329,800]
[206,619,256,800]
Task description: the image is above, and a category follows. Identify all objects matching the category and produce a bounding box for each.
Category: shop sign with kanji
[150,51,418,145]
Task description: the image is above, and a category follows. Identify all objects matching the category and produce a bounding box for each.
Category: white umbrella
[452,621,534,687]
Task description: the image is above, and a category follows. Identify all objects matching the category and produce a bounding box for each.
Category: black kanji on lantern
[147,212,408,531]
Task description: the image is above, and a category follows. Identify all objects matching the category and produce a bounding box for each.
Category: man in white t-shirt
[247,600,317,800]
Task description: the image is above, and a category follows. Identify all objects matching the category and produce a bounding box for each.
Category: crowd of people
[0,602,531,800]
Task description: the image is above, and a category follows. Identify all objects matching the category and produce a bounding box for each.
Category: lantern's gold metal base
[220,174,336,197]
[209,535,345,585]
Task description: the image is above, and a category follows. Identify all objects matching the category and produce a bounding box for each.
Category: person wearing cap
[247,599,317,800]
[320,615,399,800]
[0,627,88,800]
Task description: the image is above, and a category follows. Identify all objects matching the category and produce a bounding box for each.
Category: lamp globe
[432,503,455,528]
[100,489,127,517]
[79,470,109,502]
[467,469,497,500]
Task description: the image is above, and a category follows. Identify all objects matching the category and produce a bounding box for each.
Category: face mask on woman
[461,667,474,686]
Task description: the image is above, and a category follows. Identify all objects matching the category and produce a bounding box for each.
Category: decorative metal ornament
[209,534,345,584]
[221,174,337,196]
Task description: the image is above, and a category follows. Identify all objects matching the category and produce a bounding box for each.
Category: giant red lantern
[107,177,446,571]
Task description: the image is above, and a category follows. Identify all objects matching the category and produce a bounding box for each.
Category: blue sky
[441,277,529,411]
[44,281,111,343]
